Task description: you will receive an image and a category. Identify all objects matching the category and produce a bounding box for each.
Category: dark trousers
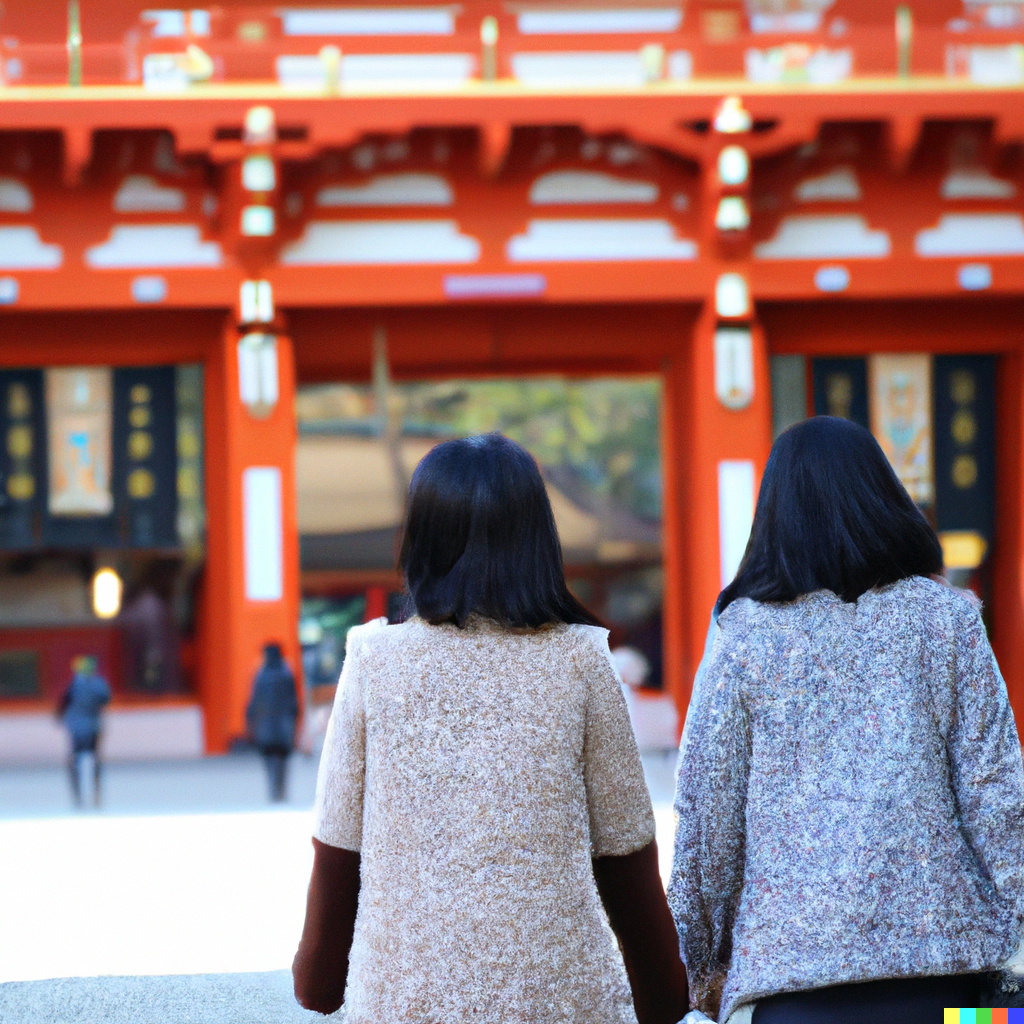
[752,974,984,1024]
[261,746,290,802]
[67,733,101,808]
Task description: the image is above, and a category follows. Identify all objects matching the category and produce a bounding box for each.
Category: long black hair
[718,416,943,613]
[399,433,600,628]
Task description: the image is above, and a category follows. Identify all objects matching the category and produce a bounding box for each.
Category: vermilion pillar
[662,303,773,732]
[993,351,1024,720]
[660,352,691,727]
[198,316,301,753]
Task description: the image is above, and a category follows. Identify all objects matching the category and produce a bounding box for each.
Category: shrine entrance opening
[294,369,669,740]
[289,303,706,743]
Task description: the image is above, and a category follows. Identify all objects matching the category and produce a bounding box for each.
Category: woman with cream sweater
[294,433,689,1024]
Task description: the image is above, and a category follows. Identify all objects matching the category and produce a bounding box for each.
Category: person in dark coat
[58,655,112,808]
[246,643,299,802]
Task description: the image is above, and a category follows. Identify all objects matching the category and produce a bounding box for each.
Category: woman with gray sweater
[670,416,1024,1023]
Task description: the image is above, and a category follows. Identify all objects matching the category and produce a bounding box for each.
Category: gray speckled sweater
[668,577,1024,1021]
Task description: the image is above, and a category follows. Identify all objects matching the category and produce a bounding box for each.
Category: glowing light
[242,156,276,193]
[244,105,276,146]
[715,272,750,318]
[239,279,274,324]
[718,145,750,186]
[92,568,122,619]
[715,195,750,231]
[713,96,752,134]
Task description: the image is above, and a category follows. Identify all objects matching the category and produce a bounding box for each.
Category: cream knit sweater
[314,615,656,1024]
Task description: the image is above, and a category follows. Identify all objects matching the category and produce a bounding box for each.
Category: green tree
[399,377,662,521]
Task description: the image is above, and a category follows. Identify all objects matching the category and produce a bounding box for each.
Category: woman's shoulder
[343,617,403,657]
[347,616,601,651]
[559,622,614,661]
[564,622,610,645]
[717,575,981,629]
[872,574,982,618]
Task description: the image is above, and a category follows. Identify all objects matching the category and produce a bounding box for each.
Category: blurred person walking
[57,655,111,809]
[670,417,1024,1023]
[246,643,299,803]
[293,433,688,1024]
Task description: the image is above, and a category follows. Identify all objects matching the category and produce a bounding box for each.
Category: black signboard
[113,367,178,548]
[933,355,996,542]
[0,369,44,548]
[811,357,869,429]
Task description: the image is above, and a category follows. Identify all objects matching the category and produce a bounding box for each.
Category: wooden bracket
[62,126,92,187]
[993,113,1024,151]
[887,115,921,172]
[478,122,512,178]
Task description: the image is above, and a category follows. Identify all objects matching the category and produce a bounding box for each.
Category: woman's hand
[292,838,361,1015]
[593,839,690,1024]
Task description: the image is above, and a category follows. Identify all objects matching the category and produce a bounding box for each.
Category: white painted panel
[814,265,850,292]
[243,467,283,602]
[341,53,474,85]
[530,170,658,205]
[141,9,187,37]
[278,51,473,87]
[85,225,222,269]
[317,173,453,207]
[967,44,1024,85]
[794,166,861,202]
[718,460,755,588]
[444,273,546,298]
[0,227,62,269]
[507,218,696,261]
[754,215,890,260]
[131,275,168,303]
[941,169,1016,200]
[750,11,823,32]
[281,7,456,35]
[915,213,1024,257]
[113,175,186,213]
[667,49,692,80]
[280,220,479,265]
[512,51,648,87]
[0,177,33,212]
[959,263,992,290]
[517,8,682,34]
[276,54,331,89]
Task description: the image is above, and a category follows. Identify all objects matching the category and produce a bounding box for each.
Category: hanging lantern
[714,326,755,410]
[237,333,279,418]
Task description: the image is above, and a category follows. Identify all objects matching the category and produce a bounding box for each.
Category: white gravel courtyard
[0,751,677,1020]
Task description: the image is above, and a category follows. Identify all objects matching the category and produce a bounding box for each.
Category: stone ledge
[0,970,344,1024]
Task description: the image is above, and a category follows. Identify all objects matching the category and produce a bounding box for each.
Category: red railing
[0,2,1022,89]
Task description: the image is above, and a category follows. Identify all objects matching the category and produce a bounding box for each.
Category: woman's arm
[946,601,1024,933]
[667,627,751,1018]
[293,839,360,1014]
[677,611,718,762]
[293,626,371,1012]
[593,839,689,1024]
